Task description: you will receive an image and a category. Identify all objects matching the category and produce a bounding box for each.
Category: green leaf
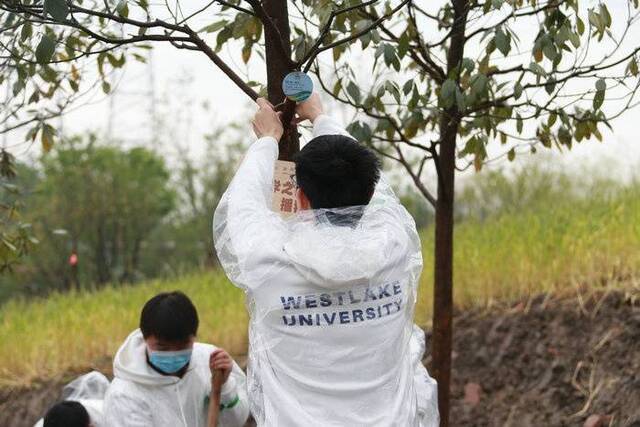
[200,21,227,33]
[516,114,523,134]
[20,22,32,41]
[137,0,149,10]
[495,28,511,57]
[332,44,346,62]
[383,44,397,68]
[627,58,639,76]
[507,148,515,161]
[35,34,56,64]
[385,81,401,104]
[402,79,413,96]
[576,17,585,35]
[216,27,232,52]
[544,80,556,95]
[107,53,125,68]
[440,79,457,109]
[28,90,40,103]
[25,125,40,142]
[529,62,546,77]
[595,78,606,92]
[241,43,251,63]
[44,0,69,21]
[102,81,111,94]
[470,74,488,99]
[513,82,523,100]
[12,79,24,97]
[599,4,612,27]
[461,58,475,74]
[346,81,361,104]
[593,90,604,110]
[543,43,557,61]
[116,0,129,18]
[332,79,342,97]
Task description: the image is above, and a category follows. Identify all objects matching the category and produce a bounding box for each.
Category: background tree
[145,123,247,272]
[0,149,37,275]
[308,0,640,424]
[21,135,175,290]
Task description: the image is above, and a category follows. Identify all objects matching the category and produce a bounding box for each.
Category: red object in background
[69,253,78,266]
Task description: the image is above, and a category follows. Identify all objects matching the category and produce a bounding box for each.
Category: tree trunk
[432,1,468,426]
[262,0,299,161]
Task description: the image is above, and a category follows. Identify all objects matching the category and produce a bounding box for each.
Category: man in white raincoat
[213,93,439,426]
[103,291,249,427]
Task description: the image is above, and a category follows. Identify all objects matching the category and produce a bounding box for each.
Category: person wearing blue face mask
[103,291,249,427]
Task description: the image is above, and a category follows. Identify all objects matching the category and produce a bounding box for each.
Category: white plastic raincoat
[34,371,109,427]
[213,114,439,426]
[103,329,249,427]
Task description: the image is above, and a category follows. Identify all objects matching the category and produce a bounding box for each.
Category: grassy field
[416,179,640,320]
[1,169,639,387]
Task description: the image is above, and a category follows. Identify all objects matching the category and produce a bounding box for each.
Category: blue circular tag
[282,71,313,102]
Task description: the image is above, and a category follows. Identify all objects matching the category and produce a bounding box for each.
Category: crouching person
[103,291,249,427]
[36,371,109,427]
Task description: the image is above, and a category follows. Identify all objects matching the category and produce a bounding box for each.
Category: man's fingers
[213,354,231,365]
[256,97,274,110]
[212,360,232,370]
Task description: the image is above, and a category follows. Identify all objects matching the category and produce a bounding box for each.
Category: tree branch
[183,27,260,100]
[296,0,379,68]
[303,0,411,73]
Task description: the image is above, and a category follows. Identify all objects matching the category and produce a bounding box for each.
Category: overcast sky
[4,0,640,187]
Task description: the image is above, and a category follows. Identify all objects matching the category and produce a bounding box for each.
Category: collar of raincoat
[282,202,406,289]
[113,329,191,386]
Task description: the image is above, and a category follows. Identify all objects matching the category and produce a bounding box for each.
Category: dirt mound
[2,290,638,427]
[446,290,640,426]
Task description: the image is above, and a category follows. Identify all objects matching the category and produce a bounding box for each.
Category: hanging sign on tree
[282,71,313,102]
[272,160,298,218]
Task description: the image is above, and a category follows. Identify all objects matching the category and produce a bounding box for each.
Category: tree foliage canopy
[309,0,640,204]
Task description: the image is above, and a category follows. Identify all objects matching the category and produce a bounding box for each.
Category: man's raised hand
[252,98,284,141]
[294,93,324,125]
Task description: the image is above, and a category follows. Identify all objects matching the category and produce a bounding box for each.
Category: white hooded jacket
[34,371,109,427]
[103,329,249,427]
[213,115,439,426]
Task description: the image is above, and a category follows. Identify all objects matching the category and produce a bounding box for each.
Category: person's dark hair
[43,401,90,427]
[140,291,199,342]
[294,134,381,211]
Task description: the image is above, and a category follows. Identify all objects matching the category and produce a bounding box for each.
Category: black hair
[140,291,199,342]
[294,134,381,212]
[43,401,90,427]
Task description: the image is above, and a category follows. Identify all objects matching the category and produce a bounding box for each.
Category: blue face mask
[148,348,192,374]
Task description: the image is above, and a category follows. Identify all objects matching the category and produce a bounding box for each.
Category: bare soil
[2,290,639,427]
[445,290,640,427]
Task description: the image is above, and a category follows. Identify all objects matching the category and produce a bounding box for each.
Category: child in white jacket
[214,94,438,426]
[103,291,249,427]
[35,371,108,427]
